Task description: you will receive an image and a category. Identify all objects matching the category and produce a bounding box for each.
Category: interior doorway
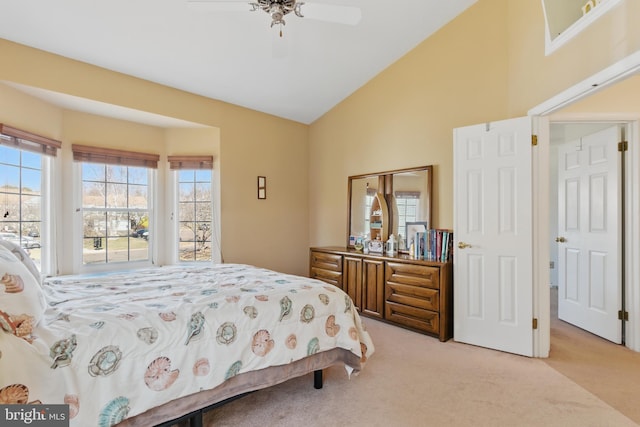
[549,122,627,345]
[529,49,640,355]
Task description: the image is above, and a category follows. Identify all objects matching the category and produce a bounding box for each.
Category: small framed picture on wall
[257,176,266,199]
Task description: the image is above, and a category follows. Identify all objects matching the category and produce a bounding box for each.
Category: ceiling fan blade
[186,1,253,12]
[299,4,362,26]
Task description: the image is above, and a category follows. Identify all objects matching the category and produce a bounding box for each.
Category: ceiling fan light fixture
[186,1,361,27]
[269,4,285,26]
[249,0,306,35]
[270,16,285,27]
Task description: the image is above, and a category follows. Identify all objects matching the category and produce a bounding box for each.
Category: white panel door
[454,117,533,357]
[557,125,621,343]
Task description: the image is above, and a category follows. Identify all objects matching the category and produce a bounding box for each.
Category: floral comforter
[0,264,374,426]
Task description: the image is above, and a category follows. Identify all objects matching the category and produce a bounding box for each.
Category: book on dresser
[413,229,453,262]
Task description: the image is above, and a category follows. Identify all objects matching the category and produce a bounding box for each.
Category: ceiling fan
[187,0,362,36]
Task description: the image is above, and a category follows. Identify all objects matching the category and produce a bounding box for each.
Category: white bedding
[0,262,374,427]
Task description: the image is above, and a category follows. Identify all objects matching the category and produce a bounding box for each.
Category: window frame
[167,154,220,265]
[72,144,159,274]
[0,125,60,277]
[394,193,420,244]
[0,145,45,270]
[173,168,214,263]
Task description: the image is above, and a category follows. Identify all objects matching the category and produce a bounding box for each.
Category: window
[169,155,214,262]
[0,146,43,262]
[364,189,375,234]
[177,170,212,261]
[0,124,60,272]
[542,0,623,55]
[395,192,420,240]
[81,164,151,264]
[73,144,159,267]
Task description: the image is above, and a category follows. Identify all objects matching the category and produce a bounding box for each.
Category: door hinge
[531,135,538,146]
[618,310,629,321]
[532,318,538,329]
[618,141,628,152]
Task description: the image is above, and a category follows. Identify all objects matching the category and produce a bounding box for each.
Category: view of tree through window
[0,144,43,269]
[81,163,150,264]
[178,170,212,261]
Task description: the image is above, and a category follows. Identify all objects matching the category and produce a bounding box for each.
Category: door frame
[529,50,640,356]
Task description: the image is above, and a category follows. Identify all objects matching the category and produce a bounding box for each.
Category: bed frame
[155,370,322,427]
[115,348,360,427]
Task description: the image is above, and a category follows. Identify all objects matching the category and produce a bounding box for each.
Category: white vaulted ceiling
[0,0,476,125]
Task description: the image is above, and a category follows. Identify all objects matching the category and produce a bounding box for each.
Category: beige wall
[558,75,640,114]
[309,0,510,245]
[0,38,309,276]
[308,0,640,248]
[0,84,63,138]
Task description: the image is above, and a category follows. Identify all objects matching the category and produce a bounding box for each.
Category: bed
[0,241,374,426]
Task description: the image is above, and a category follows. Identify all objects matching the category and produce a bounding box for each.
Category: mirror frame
[347,165,433,251]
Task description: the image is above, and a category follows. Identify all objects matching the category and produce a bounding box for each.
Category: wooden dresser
[310,246,453,341]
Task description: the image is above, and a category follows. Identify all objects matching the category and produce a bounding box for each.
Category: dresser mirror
[347,165,432,252]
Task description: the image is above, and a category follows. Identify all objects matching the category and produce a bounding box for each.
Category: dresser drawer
[310,251,343,272]
[310,267,343,288]
[385,302,440,335]
[385,261,440,290]
[386,282,439,311]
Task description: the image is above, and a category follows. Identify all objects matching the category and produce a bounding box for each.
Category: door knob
[458,242,471,249]
[555,237,566,243]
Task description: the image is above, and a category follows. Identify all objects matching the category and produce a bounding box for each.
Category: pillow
[0,238,41,285]
[0,244,46,329]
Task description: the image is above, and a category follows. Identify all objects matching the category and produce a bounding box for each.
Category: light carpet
[544,286,640,424]
[200,318,637,427]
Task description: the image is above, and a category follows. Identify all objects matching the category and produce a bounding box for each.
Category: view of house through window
[81,163,150,264]
[178,170,212,261]
[395,193,419,241]
[0,143,43,269]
